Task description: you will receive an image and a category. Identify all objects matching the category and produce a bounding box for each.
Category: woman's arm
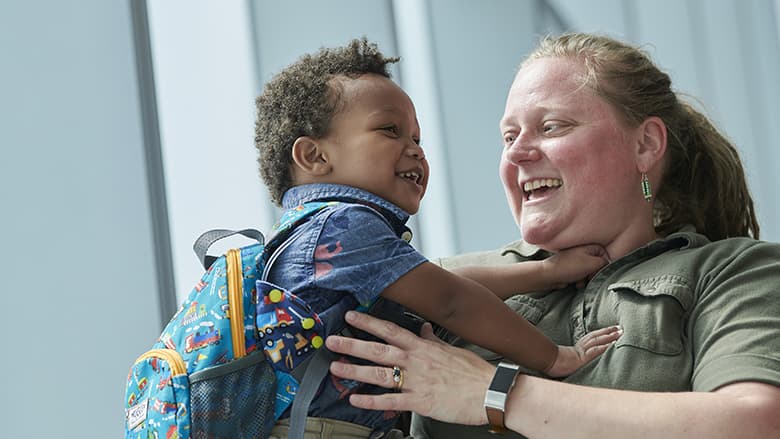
[327,311,780,439]
[504,378,780,439]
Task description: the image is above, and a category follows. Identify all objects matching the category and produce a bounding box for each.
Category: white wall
[146,0,271,303]
[0,0,161,436]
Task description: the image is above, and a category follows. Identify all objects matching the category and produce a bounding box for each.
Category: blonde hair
[524,33,759,240]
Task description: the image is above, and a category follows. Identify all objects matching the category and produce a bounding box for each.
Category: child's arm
[381,260,619,375]
[452,244,609,299]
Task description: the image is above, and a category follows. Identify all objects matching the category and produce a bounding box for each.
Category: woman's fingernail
[345,310,356,322]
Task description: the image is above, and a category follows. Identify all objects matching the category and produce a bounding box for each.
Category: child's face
[319,74,428,214]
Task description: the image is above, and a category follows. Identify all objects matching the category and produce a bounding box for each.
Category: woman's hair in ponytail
[658,101,759,239]
[525,33,759,239]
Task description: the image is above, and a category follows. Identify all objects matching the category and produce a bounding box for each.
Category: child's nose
[406,142,425,160]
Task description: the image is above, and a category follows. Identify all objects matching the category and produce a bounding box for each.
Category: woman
[325,33,780,438]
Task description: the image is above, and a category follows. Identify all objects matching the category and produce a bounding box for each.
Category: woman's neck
[603,225,661,262]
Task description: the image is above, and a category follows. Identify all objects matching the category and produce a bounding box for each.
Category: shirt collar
[500,240,547,259]
[282,183,412,226]
[501,224,708,261]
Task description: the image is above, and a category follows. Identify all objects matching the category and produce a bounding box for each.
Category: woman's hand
[545,325,622,377]
[326,310,496,425]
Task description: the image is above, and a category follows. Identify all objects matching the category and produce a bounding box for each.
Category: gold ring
[392,365,404,391]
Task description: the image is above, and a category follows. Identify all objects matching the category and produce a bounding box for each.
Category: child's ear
[291,136,331,176]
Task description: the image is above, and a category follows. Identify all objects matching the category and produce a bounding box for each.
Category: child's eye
[381,125,399,134]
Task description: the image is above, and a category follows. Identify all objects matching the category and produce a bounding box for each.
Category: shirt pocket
[505,293,546,325]
[609,276,693,356]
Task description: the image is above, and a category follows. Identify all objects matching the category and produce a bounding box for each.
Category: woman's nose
[504,136,540,164]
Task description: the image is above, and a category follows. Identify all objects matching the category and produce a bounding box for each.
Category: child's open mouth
[397,170,423,185]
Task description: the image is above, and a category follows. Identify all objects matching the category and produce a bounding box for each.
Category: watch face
[489,363,520,393]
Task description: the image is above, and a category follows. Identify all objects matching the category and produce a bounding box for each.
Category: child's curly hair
[254,37,399,206]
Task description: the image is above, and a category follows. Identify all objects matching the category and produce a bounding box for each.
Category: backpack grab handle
[193,228,265,269]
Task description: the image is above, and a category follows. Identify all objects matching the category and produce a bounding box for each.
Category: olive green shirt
[412,229,780,439]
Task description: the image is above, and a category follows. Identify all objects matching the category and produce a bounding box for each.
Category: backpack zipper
[136,349,187,376]
[226,248,247,358]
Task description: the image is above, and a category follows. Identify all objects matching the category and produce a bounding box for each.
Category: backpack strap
[191,202,337,271]
[192,228,265,270]
[260,224,308,281]
[260,201,338,281]
[257,201,341,439]
[266,201,337,244]
[287,347,339,439]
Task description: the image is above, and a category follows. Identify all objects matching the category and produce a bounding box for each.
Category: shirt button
[401,230,413,242]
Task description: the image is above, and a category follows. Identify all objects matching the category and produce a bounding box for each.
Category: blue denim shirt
[268,183,427,434]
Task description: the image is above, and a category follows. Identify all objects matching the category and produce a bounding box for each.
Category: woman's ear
[635,116,667,173]
[291,136,331,177]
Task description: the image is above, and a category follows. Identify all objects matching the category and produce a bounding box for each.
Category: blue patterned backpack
[124,202,338,439]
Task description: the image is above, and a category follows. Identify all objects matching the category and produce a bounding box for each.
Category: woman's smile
[523,178,563,202]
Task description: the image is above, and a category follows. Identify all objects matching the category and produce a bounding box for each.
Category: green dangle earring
[641,173,653,202]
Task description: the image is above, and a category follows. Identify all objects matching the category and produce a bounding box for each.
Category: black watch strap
[484,362,520,434]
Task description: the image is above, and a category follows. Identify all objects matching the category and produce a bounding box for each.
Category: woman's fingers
[419,321,437,341]
[329,359,397,389]
[326,312,497,426]
[348,392,408,412]
[343,310,426,350]
[326,332,407,367]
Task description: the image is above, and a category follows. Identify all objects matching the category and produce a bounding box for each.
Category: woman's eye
[381,125,399,134]
[542,121,568,135]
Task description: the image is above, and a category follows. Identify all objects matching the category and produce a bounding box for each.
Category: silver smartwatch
[484,362,521,434]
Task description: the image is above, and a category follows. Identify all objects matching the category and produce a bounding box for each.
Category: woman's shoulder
[657,235,780,293]
[684,235,780,262]
[663,227,778,258]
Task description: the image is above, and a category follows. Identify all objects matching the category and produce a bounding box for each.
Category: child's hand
[544,325,622,377]
[542,244,609,289]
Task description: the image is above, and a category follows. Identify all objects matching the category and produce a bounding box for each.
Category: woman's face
[499,57,648,253]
